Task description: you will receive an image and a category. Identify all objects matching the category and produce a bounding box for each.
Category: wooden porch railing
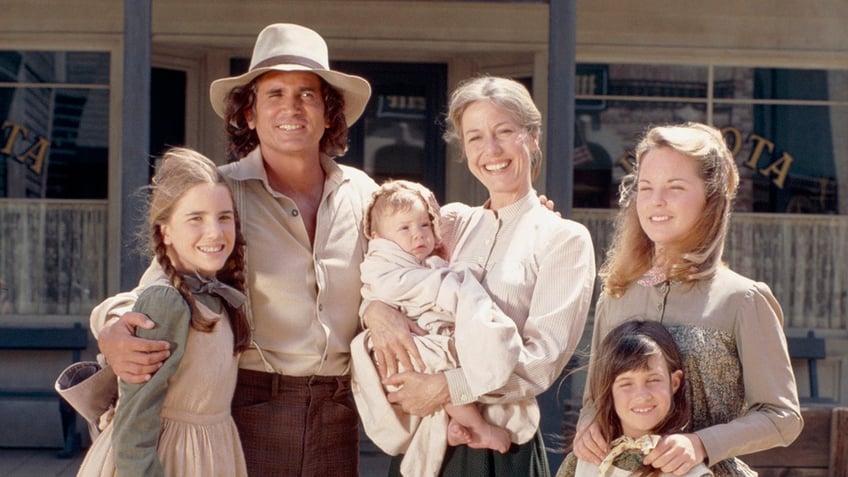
[573,209,848,331]
[1,202,845,332]
[0,200,108,316]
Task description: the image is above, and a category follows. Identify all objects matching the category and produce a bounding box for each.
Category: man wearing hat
[91,23,419,476]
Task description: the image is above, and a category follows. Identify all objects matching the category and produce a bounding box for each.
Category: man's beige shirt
[91,147,377,377]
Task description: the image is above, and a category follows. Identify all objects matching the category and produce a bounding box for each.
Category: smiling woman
[365,76,597,477]
[459,100,538,210]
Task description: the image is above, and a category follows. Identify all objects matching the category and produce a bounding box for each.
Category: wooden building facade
[1,0,846,450]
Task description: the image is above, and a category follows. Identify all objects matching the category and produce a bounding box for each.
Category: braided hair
[147,147,250,354]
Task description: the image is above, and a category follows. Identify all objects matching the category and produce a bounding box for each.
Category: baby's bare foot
[447,419,471,447]
[468,425,511,454]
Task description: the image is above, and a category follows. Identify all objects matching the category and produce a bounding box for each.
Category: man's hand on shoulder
[98,312,170,383]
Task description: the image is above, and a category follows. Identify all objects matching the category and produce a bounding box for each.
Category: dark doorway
[150,67,187,160]
[332,61,448,202]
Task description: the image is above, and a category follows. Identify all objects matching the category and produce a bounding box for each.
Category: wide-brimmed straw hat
[209,23,371,126]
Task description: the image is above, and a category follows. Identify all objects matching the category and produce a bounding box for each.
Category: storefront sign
[1,119,50,175]
[377,95,427,120]
[722,127,792,189]
[576,64,608,111]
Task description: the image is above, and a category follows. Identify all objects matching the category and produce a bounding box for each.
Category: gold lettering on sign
[409,97,426,111]
[745,133,775,169]
[616,153,634,175]
[1,120,29,154]
[385,95,426,111]
[818,178,829,205]
[1,119,51,174]
[745,133,793,189]
[759,152,793,189]
[19,137,50,174]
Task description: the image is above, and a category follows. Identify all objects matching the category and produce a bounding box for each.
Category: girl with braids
[570,123,801,476]
[77,147,250,477]
[558,321,712,477]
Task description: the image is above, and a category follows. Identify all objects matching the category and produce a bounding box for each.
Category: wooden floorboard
[0,446,393,477]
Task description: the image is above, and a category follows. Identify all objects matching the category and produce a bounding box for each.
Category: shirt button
[292,209,299,217]
[656,303,663,311]
[318,304,324,311]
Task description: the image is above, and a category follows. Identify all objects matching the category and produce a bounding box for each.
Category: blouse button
[656,303,663,311]
[292,209,299,217]
[318,304,324,312]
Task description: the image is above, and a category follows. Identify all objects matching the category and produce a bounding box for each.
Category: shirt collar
[227,147,346,195]
[482,189,538,222]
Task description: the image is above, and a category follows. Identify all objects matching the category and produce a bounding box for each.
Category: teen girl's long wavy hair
[600,122,739,297]
[147,147,250,354]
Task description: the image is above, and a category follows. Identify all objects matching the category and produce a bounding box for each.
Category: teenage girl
[77,147,251,477]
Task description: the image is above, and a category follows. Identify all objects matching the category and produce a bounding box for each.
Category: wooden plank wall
[0,203,844,330]
[0,201,107,317]
[574,209,848,331]
[0,202,843,331]
[743,406,848,477]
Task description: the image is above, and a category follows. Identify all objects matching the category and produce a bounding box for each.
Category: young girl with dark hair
[559,320,711,477]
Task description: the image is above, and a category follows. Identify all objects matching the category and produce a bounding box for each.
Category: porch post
[120,0,151,289]
[545,0,576,217]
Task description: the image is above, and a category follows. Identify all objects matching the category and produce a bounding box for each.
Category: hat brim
[209,65,371,127]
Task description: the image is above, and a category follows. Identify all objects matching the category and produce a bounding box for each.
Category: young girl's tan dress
[77,280,247,477]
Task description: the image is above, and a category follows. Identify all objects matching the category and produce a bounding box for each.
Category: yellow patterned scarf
[598,435,660,476]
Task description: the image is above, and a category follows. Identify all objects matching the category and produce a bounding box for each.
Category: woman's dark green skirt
[387,428,550,477]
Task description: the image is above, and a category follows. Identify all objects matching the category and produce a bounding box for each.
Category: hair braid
[147,147,252,354]
[152,226,215,332]
[215,208,250,354]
